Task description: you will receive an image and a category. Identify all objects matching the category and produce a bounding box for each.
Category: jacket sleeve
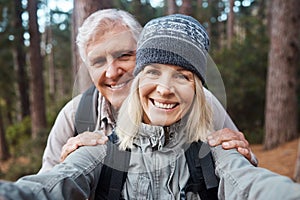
[0,145,106,200]
[38,95,82,173]
[211,145,300,200]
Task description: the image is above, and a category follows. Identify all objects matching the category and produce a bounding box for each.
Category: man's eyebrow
[90,56,105,65]
[111,50,136,57]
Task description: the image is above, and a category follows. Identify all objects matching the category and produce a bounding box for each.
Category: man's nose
[105,58,121,79]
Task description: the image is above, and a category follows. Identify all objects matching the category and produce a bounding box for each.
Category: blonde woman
[0,14,299,200]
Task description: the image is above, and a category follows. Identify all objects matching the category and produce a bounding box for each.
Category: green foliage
[1,131,48,181]
[5,117,31,154]
[1,99,67,181]
[113,0,163,25]
[212,14,269,143]
[1,116,50,180]
[47,97,71,127]
[244,128,265,144]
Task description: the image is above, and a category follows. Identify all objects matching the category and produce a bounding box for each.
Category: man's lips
[106,79,132,90]
[151,99,179,109]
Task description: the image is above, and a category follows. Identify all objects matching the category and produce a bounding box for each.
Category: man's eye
[91,58,106,67]
[118,52,135,61]
[118,54,132,60]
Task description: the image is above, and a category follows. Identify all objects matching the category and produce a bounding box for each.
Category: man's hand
[207,128,258,166]
[60,131,108,162]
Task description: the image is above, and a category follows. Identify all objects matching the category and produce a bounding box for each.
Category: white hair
[76,9,142,64]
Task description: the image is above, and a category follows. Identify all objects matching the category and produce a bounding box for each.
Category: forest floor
[0,138,299,180]
[252,138,299,179]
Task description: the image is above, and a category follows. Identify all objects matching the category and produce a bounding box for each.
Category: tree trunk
[13,0,30,119]
[0,106,10,161]
[292,0,300,183]
[226,0,234,49]
[45,24,56,102]
[72,0,112,93]
[294,140,300,182]
[264,0,300,150]
[27,0,47,138]
[165,0,177,15]
[266,0,272,37]
[179,0,192,15]
[197,0,203,7]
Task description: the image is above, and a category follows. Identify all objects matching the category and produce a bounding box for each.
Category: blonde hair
[116,72,213,150]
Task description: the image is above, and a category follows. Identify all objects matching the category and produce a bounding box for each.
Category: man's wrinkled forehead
[86,30,137,63]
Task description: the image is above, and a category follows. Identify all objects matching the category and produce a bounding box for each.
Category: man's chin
[109,95,127,110]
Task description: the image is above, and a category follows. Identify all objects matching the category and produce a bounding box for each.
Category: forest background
[0,0,299,182]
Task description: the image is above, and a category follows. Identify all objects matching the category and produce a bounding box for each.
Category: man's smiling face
[86,27,137,110]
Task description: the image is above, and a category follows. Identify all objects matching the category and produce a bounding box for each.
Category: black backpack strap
[95,132,131,200]
[74,85,98,135]
[185,141,219,200]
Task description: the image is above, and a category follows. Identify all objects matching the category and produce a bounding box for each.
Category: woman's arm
[0,145,106,200]
[211,145,300,199]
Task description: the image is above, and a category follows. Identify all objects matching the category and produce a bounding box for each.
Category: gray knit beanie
[134,14,210,84]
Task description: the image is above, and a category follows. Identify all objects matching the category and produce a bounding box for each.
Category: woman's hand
[60,131,108,162]
[207,128,258,166]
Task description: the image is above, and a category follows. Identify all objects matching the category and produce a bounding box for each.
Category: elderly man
[39,9,257,173]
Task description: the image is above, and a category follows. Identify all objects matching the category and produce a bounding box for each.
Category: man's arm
[38,95,82,173]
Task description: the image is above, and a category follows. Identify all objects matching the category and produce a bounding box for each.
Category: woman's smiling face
[139,64,195,126]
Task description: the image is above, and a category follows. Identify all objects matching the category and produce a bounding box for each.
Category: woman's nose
[156,82,174,96]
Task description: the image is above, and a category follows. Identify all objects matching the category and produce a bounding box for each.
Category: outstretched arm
[0,145,106,200]
[212,145,300,199]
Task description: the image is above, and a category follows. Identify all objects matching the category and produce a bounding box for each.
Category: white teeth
[110,82,126,89]
[154,100,176,109]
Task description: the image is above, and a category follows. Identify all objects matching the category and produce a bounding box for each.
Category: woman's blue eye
[145,69,160,76]
[174,73,189,80]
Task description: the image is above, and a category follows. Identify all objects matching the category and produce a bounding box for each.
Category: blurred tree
[127,0,159,26]
[0,34,15,161]
[206,0,223,50]
[290,0,300,183]
[0,0,16,126]
[165,0,177,14]
[44,13,55,102]
[226,0,234,48]
[0,106,10,161]
[264,0,300,149]
[295,140,300,182]
[27,0,46,138]
[13,0,30,119]
[213,1,268,140]
[0,45,13,161]
[72,0,112,93]
[179,0,192,15]
[47,10,72,102]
